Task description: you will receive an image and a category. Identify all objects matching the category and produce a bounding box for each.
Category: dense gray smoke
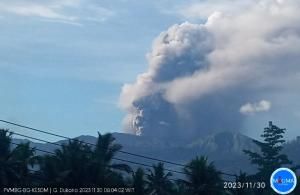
[120,0,300,140]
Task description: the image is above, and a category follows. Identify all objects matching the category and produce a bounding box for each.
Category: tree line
[0,121,299,195]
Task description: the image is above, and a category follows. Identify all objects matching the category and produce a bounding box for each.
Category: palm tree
[37,154,60,185]
[233,171,254,195]
[38,133,131,187]
[0,129,18,186]
[132,167,147,195]
[182,156,223,195]
[89,132,131,186]
[146,162,174,195]
[173,180,189,195]
[10,142,36,185]
[0,129,36,186]
[38,140,92,187]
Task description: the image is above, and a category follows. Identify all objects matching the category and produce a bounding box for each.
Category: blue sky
[0,0,188,140]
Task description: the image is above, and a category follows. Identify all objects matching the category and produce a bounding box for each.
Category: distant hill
[13,131,300,177]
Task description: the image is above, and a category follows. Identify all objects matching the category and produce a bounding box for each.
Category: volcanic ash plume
[119,0,300,140]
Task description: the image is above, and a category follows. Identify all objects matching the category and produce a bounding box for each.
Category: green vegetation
[0,130,37,186]
[244,122,292,180]
[180,156,222,195]
[0,121,299,194]
[243,121,294,194]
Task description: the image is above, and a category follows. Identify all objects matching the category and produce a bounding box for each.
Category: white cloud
[177,0,257,19]
[240,100,272,115]
[0,0,115,25]
[2,4,76,21]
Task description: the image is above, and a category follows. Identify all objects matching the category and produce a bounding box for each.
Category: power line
[13,142,236,184]
[9,131,188,176]
[1,119,237,178]
[0,119,187,167]
[11,142,55,155]
[11,142,181,182]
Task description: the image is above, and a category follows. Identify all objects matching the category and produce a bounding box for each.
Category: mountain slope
[13,131,300,176]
